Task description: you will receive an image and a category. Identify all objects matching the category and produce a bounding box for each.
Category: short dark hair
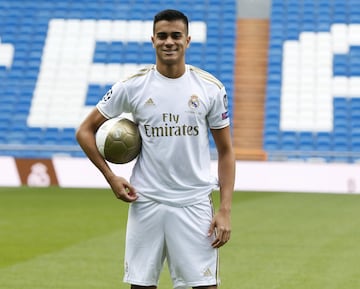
[153,9,189,35]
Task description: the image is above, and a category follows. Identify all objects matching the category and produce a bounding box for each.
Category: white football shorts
[123,197,219,288]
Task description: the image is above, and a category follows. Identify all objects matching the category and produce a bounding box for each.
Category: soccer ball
[95,117,142,164]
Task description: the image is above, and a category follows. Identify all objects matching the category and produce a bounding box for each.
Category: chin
[161,58,179,65]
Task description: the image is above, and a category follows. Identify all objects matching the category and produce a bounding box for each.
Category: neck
[156,63,186,79]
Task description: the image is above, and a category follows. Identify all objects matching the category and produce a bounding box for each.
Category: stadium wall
[1,156,359,194]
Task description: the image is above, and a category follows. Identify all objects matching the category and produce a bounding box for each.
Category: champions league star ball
[96,117,142,164]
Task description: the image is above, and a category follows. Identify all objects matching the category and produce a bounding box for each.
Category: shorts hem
[123,278,158,287]
[174,280,218,288]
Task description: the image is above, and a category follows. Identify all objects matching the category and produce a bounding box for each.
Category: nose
[164,35,174,45]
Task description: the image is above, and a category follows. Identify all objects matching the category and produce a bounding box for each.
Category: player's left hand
[208,210,231,248]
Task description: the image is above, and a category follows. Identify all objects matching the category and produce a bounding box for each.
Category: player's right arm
[75,107,138,202]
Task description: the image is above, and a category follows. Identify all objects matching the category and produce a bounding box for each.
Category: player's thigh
[124,201,166,285]
[126,200,165,240]
[165,200,218,285]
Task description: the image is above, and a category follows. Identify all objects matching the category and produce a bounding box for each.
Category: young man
[76,9,235,289]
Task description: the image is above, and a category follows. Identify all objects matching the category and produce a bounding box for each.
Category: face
[152,20,191,66]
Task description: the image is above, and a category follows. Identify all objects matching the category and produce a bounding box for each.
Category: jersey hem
[135,191,216,207]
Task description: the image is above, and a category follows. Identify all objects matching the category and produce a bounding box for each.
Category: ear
[186,36,191,48]
[151,36,155,48]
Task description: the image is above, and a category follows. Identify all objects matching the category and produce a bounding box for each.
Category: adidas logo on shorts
[203,268,213,277]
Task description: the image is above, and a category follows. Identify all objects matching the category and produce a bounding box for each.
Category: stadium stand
[0,0,236,158]
[264,0,360,163]
[3,0,360,164]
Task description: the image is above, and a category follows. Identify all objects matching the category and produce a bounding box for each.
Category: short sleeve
[207,86,230,129]
[96,81,131,119]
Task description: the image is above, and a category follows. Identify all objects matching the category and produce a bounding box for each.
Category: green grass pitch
[0,187,360,289]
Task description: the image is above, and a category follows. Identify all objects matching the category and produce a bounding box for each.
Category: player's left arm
[208,125,235,248]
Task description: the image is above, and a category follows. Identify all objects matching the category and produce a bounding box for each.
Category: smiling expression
[152,20,191,67]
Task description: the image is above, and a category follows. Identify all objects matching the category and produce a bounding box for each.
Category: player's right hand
[107,175,138,202]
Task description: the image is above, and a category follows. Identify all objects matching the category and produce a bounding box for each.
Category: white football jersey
[96,65,230,206]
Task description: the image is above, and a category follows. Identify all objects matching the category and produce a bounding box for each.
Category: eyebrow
[156,32,183,37]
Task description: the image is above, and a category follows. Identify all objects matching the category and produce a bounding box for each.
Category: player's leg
[131,286,157,289]
[165,199,219,288]
[123,200,166,287]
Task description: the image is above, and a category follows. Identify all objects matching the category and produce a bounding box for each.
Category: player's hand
[107,175,138,202]
[208,209,231,248]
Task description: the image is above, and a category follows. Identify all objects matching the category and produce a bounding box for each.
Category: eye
[156,32,168,40]
[171,32,182,39]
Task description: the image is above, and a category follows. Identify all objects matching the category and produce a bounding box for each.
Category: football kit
[97,64,230,206]
[96,64,230,288]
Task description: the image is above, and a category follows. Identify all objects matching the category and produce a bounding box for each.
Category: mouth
[163,50,177,56]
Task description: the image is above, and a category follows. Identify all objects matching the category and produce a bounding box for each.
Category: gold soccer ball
[96,117,141,164]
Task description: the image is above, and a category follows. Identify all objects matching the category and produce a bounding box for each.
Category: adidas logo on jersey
[145,98,155,105]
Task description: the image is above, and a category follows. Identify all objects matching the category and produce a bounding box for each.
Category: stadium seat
[279,131,298,150]
[315,132,332,151]
[351,133,360,151]
[332,140,349,152]
[264,137,279,151]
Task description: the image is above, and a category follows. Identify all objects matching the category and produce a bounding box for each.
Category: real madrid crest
[188,94,200,109]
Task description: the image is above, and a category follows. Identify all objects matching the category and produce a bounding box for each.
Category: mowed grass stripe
[0,187,128,268]
[0,230,125,289]
[220,192,360,289]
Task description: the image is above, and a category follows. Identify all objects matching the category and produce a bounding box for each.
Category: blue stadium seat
[141,49,155,63]
[333,56,349,76]
[0,113,10,139]
[332,12,347,23]
[264,137,279,151]
[315,132,331,151]
[298,132,315,151]
[272,0,283,6]
[349,14,360,23]
[280,131,298,151]
[302,19,316,31]
[58,128,76,145]
[334,97,349,109]
[264,126,280,150]
[317,17,331,31]
[26,128,44,145]
[350,64,360,76]
[298,140,314,151]
[332,140,349,152]
[42,128,60,145]
[350,99,360,125]
[351,133,360,151]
